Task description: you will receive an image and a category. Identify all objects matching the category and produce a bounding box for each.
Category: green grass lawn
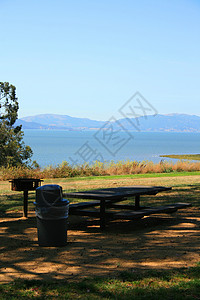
[51,170,200,181]
[1,171,200,213]
[1,266,200,299]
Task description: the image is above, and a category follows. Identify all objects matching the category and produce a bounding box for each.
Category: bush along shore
[1,159,200,181]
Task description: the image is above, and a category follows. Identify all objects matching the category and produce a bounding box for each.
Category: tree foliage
[0,82,33,167]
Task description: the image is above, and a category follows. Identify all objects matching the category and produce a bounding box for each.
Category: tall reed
[1,160,200,181]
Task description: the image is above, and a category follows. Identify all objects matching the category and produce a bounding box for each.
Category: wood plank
[69,198,128,211]
[69,209,101,217]
[167,202,191,208]
[69,203,191,220]
[64,186,172,201]
[69,201,100,211]
[69,209,114,218]
[69,205,177,219]
[112,203,192,220]
[107,203,150,210]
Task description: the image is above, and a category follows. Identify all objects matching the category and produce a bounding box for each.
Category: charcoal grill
[10,178,43,217]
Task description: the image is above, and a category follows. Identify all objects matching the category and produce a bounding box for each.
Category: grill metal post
[23,190,28,218]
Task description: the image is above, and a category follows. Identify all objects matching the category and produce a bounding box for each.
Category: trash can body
[36,217,68,247]
[34,185,69,247]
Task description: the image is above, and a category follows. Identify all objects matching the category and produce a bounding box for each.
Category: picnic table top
[64,186,172,201]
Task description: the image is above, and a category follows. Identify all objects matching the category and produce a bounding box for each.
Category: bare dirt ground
[1,176,200,283]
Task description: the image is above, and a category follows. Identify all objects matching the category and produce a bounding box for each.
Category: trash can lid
[36,184,61,191]
[35,184,67,206]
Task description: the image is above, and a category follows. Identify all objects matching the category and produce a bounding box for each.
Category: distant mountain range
[15,113,200,132]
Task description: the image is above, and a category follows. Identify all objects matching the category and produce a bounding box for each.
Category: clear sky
[1,0,200,120]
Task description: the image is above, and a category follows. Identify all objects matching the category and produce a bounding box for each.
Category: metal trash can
[34,185,69,247]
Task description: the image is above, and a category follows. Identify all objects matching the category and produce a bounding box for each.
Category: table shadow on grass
[1,212,200,283]
[0,184,200,283]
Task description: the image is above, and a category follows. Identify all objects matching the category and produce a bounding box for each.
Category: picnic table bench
[64,186,191,229]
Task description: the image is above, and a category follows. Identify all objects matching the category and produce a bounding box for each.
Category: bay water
[23,130,200,168]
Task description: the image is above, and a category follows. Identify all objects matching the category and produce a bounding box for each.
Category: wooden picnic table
[64,185,191,229]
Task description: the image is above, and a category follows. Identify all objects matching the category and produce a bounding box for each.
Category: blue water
[23,130,200,167]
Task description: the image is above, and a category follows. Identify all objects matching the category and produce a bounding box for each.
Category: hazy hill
[17,113,200,132]
[21,114,105,130]
[15,119,48,129]
[118,114,200,132]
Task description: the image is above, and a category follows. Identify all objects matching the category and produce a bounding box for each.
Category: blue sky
[1,0,200,120]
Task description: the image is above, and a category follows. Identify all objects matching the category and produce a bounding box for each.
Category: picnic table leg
[23,190,28,218]
[135,195,140,210]
[100,199,106,229]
